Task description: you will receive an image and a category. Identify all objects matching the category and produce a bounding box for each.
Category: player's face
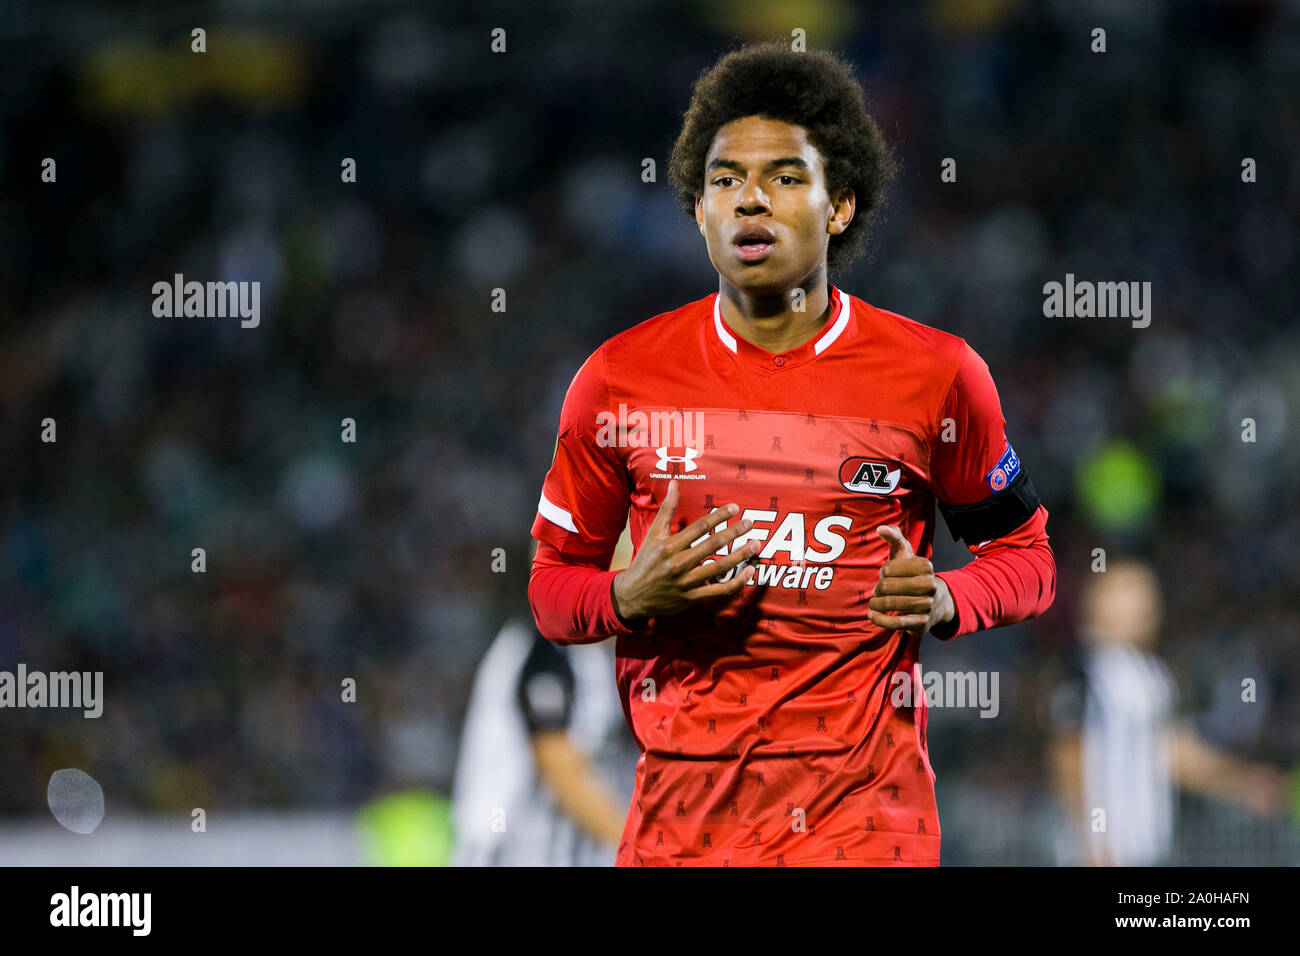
[1084,562,1163,648]
[695,115,851,295]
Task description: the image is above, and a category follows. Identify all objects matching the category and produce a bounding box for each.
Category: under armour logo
[656,446,700,472]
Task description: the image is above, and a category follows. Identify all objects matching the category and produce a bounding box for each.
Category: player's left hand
[868,525,955,635]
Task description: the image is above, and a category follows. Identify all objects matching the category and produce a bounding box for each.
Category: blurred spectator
[1049,558,1287,865]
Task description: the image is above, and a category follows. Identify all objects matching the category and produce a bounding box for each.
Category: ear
[695,194,704,234]
[827,186,855,236]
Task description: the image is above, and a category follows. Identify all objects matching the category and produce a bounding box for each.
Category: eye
[712,176,737,187]
[776,175,800,185]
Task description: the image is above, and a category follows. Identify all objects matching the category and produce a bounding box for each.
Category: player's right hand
[611,479,759,622]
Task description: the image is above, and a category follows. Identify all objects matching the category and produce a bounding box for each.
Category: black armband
[938,469,1040,545]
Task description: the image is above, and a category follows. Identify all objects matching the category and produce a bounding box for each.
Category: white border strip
[537,492,578,533]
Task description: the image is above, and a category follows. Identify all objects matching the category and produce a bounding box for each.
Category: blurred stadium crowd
[1,0,1297,862]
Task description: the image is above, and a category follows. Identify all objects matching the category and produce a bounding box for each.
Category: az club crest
[840,457,901,494]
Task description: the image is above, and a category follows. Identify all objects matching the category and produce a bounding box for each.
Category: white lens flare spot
[47,768,105,834]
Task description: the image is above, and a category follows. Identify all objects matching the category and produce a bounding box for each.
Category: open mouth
[733,229,775,262]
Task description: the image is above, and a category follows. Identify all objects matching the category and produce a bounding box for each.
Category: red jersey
[529,284,1054,865]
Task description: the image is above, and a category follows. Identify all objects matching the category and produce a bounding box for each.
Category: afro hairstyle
[667,41,898,272]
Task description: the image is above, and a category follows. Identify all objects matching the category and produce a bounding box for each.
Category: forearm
[933,505,1056,639]
[1049,732,1100,863]
[1171,723,1284,810]
[528,543,639,645]
[532,731,628,845]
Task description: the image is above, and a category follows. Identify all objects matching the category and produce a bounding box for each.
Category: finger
[879,555,931,578]
[868,595,934,615]
[648,479,681,537]
[678,540,761,589]
[873,574,937,596]
[681,563,756,601]
[868,609,928,631]
[876,525,914,560]
[666,502,741,554]
[676,516,756,568]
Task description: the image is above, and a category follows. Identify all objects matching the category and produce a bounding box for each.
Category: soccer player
[527,41,1056,866]
[1049,558,1286,866]
[453,526,641,866]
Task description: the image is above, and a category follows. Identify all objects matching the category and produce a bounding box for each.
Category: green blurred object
[1074,439,1160,531]
[1151,378,1218,448]
[356,789,454,866]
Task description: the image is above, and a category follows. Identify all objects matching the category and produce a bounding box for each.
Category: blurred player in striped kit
[1050,558,1288,865]
[451,526,640,866]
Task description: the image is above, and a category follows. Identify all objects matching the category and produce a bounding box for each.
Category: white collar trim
[713,288,851,356]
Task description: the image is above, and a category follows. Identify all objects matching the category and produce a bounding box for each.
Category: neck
[718,276,832,354]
